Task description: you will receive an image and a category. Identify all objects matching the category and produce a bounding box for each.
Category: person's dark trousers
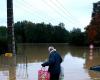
[50,73,60,80]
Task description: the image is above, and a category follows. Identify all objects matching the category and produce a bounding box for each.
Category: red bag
[38,67,50,80]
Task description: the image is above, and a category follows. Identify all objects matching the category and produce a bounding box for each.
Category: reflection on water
[0,43,100,80]
[61,53,90,80]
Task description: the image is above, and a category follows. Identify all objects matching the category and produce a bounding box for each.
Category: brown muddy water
[0,43,100,80]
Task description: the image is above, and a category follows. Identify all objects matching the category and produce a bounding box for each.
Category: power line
[40,0,65,24]
[13,0,83,29]
[22,0,63,25]
[49,0,82,27]
[42,0,75,27]
[14,0,60,25]
[13,0,50,23]
[54,0,83,27]
[43,0,80,25]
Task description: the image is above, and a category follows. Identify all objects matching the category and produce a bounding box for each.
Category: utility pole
[6,1,16,80]
[7,0,16,55]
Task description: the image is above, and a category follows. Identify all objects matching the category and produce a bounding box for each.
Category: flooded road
[0,43,100,80]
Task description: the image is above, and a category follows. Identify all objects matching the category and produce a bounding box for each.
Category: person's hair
[48,46,56,53]
[48,46,54,51]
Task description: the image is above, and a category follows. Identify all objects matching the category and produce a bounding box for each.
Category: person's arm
[41,54,55,67]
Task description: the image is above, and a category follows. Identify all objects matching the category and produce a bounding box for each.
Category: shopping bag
[38,67,50,80]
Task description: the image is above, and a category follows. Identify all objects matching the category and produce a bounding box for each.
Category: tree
[0,26,7,54]
[69,28,85,45]
[14,21,69,43]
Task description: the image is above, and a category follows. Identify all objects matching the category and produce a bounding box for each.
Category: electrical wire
[54,0,83,26]
[42,0,80,28]
[13,0,49,24]
[24,0,63,25]
[14,0,59,25]
[50,0,82,27]
[1,0,87,30]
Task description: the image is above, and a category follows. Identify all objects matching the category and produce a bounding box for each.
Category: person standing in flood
[41,46,62,80]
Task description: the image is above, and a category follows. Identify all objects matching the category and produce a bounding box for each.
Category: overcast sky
[0,0,99,31]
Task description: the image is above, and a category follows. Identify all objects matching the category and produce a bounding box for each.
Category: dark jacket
[42,51,62,74]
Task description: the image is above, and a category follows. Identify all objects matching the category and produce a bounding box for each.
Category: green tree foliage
[0,26,7,54]
[69,28,86,45]
[14,21,69,43]
[0,20,88,54]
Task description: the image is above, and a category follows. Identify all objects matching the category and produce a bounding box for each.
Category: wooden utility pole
[7,0,16,80]
[7,0,16,54]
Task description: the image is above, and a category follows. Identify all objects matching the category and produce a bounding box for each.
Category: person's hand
[41,63,45,67]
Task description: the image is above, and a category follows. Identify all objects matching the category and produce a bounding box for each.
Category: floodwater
[0,43,100,80]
